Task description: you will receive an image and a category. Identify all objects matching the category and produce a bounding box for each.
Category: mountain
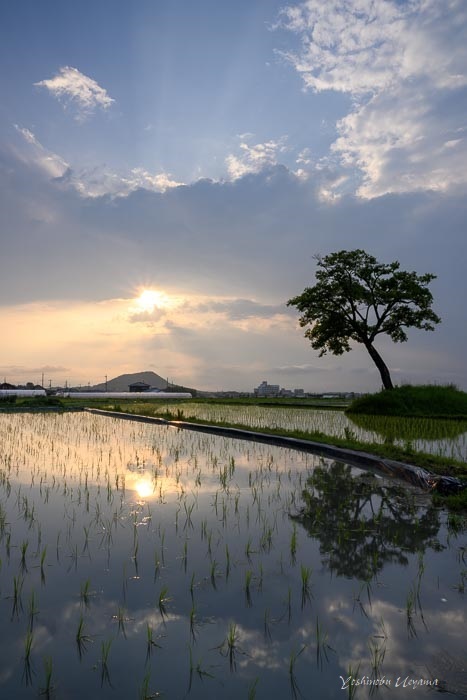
[91,371,173,392]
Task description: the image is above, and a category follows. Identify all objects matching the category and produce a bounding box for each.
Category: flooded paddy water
[0,412,466,699]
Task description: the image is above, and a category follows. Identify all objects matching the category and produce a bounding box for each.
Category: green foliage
[20,396,64,407]
[0,394,16,404]
[287,249,440,389]
[348,384,467,418]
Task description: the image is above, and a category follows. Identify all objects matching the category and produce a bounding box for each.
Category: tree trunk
[365,343,394,390]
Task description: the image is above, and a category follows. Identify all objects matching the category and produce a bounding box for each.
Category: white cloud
[72,165,183,198]
[278,0,467,197]
[14,126,182,197]
[13,124,69,178]
[35,66,115,120]
[333,86,467,198]
[226,137,287,179]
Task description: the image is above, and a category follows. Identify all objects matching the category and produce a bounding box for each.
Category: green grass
[347,384,467,418]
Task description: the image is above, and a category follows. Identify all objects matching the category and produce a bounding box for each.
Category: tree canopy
[287,250,441,390]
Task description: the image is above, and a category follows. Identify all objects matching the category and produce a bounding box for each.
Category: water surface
[0,413,465,698]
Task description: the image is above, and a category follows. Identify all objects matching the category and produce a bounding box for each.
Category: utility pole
[41,372,44,388]
[105,375,108,392]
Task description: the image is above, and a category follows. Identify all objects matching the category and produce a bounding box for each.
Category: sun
[135,289,169,313]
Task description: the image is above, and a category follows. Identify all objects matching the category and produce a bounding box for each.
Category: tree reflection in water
[293,461,442,580]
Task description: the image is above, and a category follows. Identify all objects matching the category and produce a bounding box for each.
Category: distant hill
[91,371,196,394]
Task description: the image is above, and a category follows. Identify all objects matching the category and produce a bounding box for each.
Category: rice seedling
[287,586,292,624]
[406,586,417,638]
[189,603,199,642]
[300,565,312,608]
[158,586,169,620]
[346,663,361,700]
[22,629,34,686]
[368,636,386,678]
[263,608,272,642]
[210,560,219,589]
[153,548,161,581]
[39,656,54,698]
[289,645,306,699]
[28,590,39,630]
[40,546,47,584]
[257,562,263,591]
[290,524,297,563]
[244,570,253,607]
[245,537,254,562]
[145,623,163,661]
[248,677,259,699]
[224,622,240,672]
[11,574,24,618]
[187,645,215,692]
[20,539,29,572]
[189,571,196,600]
[79,579,93,607]
[115,606,127,638]
[315,616,334,667]
[75,613,93,657]
[100,638,113,687]
[139,667,159,700]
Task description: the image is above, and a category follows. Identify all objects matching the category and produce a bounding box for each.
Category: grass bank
[347,384,467,418]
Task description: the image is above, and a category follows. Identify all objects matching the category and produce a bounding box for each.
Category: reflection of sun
[134,478,154,498]
[135,289,169,313]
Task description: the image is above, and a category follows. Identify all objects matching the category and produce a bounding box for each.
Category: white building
[254,380,280,397]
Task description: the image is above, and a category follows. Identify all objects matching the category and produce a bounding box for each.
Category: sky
[1,0,466,392]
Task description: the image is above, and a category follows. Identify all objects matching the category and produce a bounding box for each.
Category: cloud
[34,66,115,120]
[1,137,467,390]
[0,364,70,379]
[278,0,467,197]
[13,126,182,197]
[226,137,287,179]
[70,165,183,198]
[273,363,336,374]
[13,125,69,179]
[194,299,291,321]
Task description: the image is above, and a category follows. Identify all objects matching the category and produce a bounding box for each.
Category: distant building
[129,381,151,392]
[254,380,280,397]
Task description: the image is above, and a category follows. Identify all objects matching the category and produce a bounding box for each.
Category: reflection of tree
[293,462,441,580]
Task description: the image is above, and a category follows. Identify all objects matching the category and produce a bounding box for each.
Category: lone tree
[287,250,441,390]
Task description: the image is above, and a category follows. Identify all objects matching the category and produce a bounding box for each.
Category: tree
[287,250,441,390]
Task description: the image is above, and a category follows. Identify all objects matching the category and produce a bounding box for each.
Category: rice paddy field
[118,402,467,463]
[0,411,466,699]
